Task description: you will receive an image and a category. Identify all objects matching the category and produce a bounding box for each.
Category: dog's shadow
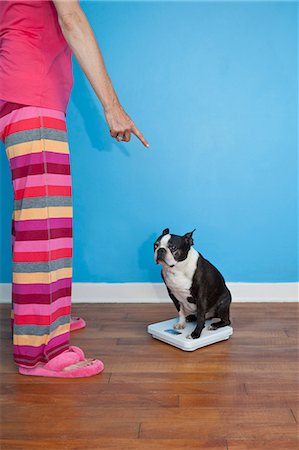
[138,232,163,288]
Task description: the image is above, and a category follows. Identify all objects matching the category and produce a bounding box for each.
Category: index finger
[131,125,150,148]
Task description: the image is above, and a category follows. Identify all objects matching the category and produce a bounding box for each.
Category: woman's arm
[53,0,149,147]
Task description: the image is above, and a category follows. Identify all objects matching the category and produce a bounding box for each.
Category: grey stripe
[14,315,70,336]
[13,258,72,273]
[5,128,67,147]
[14,196,72,211]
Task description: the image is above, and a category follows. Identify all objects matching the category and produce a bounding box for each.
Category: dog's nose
[157,248,166,260]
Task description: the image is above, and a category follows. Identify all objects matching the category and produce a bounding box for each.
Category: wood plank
[110,371,297,384]
[227,440,299,450]
[0,438,227,450]
[0,372,112,385]
[0,380,244,396]
[94,359,299,373]
[1,420,139,440]
[180,392,298,409]
[1,405,294,423]
[1,391,179,408]
[139,422,298,440]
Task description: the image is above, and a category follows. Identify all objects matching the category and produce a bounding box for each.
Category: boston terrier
[154,228,232,339]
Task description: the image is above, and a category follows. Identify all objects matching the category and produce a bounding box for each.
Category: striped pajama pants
[0,101,72,368]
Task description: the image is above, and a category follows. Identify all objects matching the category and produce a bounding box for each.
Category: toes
[87,359,97,366]
[63,358,97,371]
[174,323,185,330]
[191,331,200,339]
[186,332,199,340]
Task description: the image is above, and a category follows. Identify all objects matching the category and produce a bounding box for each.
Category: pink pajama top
[0,0,74,113]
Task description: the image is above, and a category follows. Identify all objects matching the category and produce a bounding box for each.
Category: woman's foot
[70,316,86,331]
[18,346,104,378]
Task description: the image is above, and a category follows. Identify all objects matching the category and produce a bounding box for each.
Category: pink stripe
[13,173,71,190]
[13,296,71,316]
[13,218,72,231]
[0,106,65,130]
[14,237,72,252]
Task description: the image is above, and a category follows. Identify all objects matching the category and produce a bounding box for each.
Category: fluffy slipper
[66,345,85,360]
[18,346,104,378]
[70,316,86,331]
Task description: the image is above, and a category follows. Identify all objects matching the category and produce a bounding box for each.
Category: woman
[0,0,149,378]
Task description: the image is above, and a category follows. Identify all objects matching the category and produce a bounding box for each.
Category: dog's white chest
[164,271,195,311]
[163,248,199,313]
[164,270,191,294]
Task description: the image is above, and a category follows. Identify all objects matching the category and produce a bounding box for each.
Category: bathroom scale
[147,318,233,351]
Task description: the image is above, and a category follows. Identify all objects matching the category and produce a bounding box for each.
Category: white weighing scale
[147,318,233,351]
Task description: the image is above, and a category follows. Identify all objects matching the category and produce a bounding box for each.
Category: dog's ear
[162,228,170,235]
[184,229,196,246]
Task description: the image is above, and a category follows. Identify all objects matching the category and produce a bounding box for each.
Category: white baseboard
[0,282,298,303]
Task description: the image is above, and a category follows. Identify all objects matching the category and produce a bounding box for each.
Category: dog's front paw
[173,322,186,330]
[186,330,200,339]
[187,330,201,339]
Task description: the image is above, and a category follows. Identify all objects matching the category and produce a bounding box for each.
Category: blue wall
[0,1,298,283]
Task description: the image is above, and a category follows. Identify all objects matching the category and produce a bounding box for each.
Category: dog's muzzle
[156,247,166,263]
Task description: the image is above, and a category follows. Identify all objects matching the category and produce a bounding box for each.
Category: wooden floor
[0,302,298,450]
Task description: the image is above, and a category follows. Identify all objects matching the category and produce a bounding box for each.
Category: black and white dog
[154,228,231,339]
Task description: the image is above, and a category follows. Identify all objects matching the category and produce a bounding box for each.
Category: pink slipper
[70,316,86,331]
[18,346,104,378]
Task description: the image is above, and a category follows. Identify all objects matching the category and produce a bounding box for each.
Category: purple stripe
[0,100,24,118]
[13,218,73,231]
[12,277,72,295]
[13,287,72,304]
[10,151,70,170]
[14,332,70,360]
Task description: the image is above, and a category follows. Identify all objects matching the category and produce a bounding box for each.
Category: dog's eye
[169,245,177,251]
[154,243,159,249]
